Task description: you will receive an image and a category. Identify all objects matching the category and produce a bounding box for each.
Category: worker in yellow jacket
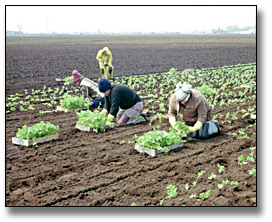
[96,47,114,79]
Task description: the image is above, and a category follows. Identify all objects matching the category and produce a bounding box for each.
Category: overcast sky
[6,5,256,33]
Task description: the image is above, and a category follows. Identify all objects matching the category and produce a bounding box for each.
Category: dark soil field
[5,34,256,206]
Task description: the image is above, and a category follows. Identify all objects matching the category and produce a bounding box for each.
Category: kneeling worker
[72,70,105,109]
[98,78,147,126]
[168,82,220,139]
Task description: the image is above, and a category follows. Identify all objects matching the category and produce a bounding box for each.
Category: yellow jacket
[96,47,113,68]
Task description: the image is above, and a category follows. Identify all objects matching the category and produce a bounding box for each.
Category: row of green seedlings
[131,144,256,206]
[113,63,256,124]
[227,123,256,140]
[38,63,256,124]
[6,84,81,114]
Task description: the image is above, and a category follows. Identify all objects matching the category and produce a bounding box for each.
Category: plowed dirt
[5,35,256,206]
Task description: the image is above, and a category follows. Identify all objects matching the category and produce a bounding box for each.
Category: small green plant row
[159,184,212,206]
[237,147,256,166]
[6,85,81,114]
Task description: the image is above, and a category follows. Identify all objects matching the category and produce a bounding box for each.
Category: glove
[169,116,180,132]
[188,121,203,134]
[100,109,108,116]
[106,113,115,125]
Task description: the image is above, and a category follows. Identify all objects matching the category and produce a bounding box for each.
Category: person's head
[72,70,82,86]
[102,47,109,56]
[175,82,191,104]
[98,78,112,96]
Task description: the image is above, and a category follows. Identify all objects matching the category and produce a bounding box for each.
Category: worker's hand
[106,121,112,125]
[188,121,203,134]
[107,113,115,122]
[169,116,181,132]
[100,109,108,116]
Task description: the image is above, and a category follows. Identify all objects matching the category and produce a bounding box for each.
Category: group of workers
[71,47,220,139]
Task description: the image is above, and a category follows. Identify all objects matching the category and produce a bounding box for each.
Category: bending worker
[98,78,147,126]
[72,70,105,109]
[168,82,220,139]
[96,47,114,79]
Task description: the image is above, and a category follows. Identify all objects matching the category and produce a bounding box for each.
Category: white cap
[175,82,191,102]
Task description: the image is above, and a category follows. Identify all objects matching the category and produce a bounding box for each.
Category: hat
[175,82,191,102]
[72,70,82,83]
[98,78,111,92]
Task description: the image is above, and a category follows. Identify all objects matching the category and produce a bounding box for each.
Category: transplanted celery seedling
[199,190,211,199]
[160,184,178,206]
[217,163,225,173]
[248,168,256,177]
[217,179,239,189]
[192,170,205,187]
[208,172,217,180]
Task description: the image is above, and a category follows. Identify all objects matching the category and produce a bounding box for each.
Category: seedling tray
[56,105,74,113]
[12,133,59,147]
[75,124,114,132]
[75,124,91,132]
[135,143,184,157]
[55,78,65,82]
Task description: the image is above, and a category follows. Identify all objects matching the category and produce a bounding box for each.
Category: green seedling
[160,184,178,206]
[217,179,239,189]
[238,155,247,166]
[192,170,205,187]
[217,163,225,173]
[208,172,217,180]
[199,190,211,199]
[189,193,197,199]
[248,168,256,177]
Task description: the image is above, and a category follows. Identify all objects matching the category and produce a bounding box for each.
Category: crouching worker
[168,82,220,139]
[98,78,147,126]
[72,70,105,109]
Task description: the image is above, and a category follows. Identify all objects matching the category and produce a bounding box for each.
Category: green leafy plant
[192,170,205,187]
[160,184,178,206]
[174,121,190,133]
[76,110,109,133]
[248,168,256,177]
[238,155,247,166]
[217,179,239,189]
[64,76,73,83]
[149,113,168,125]
[208,172,217,180]
[136,129,186,151]
[199,190,211,199]
[60,94,89,110]
[217,163,225,174]
[16,121,59,140]
[196,84,216,96]
[169,68,177,74]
